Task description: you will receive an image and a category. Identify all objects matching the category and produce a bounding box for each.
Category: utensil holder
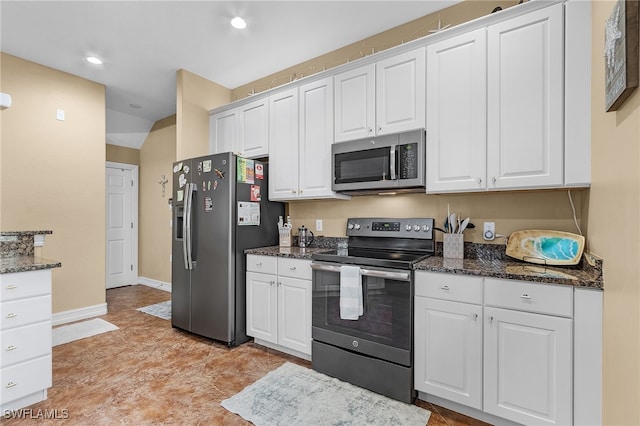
[279,226,292,247]
[443,234,464,259]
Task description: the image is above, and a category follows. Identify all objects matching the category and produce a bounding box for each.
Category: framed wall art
[605,0,639,112]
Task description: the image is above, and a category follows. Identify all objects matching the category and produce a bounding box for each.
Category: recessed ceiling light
[231,17,246,29]
[86,56,103,65]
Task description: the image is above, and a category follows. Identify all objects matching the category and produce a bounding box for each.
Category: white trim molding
[138,277,172,292]
[52,303,108,326]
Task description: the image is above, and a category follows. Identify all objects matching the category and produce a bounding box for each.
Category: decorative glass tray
[505,230,585,266]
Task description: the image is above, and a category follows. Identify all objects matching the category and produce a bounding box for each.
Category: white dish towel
[339,265,363,320]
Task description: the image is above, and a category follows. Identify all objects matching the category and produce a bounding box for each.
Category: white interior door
[106,164,138,288]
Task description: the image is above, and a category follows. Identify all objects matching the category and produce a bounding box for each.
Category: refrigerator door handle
[182,184,190,270]
[184,183,196,270]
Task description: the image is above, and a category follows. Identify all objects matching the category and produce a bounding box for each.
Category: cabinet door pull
[6,381,17,388]
[6,284,17,290]
[6,345,17,351]
[6,313,17,319]
[270,280,275,286]
[472,313,478,321]
[290,266,296,271]
[440,285,450,291]
[520,293,531,300]
[256,262,262,267]
[277,281,282,286]
[488,315,494,324]
[492,176,497,185]
[477,178,482,185]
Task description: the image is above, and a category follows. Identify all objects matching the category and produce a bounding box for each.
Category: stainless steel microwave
[332,129,426,194]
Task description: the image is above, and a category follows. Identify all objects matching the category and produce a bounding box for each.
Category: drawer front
[1,295,52,330]
[0,270,51,302]
[484,278,573,317]
[278,258,312,280]
[246,255,278,275]
[1,355,52,404]
[1,322,51,368]
[415,271,483,304]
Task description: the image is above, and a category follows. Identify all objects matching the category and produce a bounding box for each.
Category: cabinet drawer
[1,295,52,330]
[484,278,573,317]
[0,270,51,302]
[1,322,51,368]
[415,272,483,304]
[1,355,52,404]
[278,258,312,280]
[246,255,277,275]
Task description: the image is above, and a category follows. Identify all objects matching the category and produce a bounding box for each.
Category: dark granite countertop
[414,252,602,289]
[0,255,62,274]
[245,246,332,260]
[246,241,603,290]
[0,230,53,236]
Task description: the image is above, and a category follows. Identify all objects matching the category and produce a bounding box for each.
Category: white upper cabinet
[486,3,564,190]
[210,96,269,158]
[334,64,375,142]
[334,48,425,142]
[238,97,269,158]
[268,88,299,200]
[298,77,339,199]
[210,109,237,154]
[426,28,487,193]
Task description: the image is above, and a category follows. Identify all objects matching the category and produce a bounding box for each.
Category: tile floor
[4,285,489,425]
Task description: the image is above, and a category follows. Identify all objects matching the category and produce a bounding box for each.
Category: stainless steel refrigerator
[171,152,283,346]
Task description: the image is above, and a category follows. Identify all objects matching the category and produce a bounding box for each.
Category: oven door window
[334,147,392,184]
[312,268,411,350]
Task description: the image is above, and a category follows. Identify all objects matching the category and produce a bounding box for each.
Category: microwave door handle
[390,145,397,180]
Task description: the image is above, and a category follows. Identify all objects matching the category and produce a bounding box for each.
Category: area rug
[53,318,119,346]
[221,362,431,426]
[136,300,171,320]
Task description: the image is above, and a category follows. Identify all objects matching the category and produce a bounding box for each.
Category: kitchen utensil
[458,217,470,234]
[449,213,457,234]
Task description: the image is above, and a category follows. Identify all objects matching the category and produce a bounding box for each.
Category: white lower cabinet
[0,269,53,411]
[415,273,577,426]
[414,272,483,409]
[246,255,312,359]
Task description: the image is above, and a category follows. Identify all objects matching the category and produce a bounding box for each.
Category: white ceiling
[1,1,461,149]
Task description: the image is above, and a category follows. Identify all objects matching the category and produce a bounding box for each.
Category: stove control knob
[413,225,421,232]
[405,225,412,231]
[422,225,430,232]
[353,224,361,230]
[347,223,354,230]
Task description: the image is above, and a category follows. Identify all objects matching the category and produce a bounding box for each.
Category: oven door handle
[310,263,410,282]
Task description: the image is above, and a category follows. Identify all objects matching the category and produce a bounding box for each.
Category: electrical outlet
[483,222,495,241]
[316,219,323,232]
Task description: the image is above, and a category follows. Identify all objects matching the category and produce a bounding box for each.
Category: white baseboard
[52,303,108,326]
[138,277,172,292]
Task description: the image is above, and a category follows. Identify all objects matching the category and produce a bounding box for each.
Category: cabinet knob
[6,313,17,319]
[256,262,262,267]
[492,177,497,185]
[277,281,282,286]
[378,126,382,132]
[477,178,482,185]
[520,293,532,300]
[292,190,296,195]
[6,284,17,290]
[270,280,275,286]
[6,345,17,351]
[440,285,450,291]
[472,313,478,321]
[368,128,373,134]
[6,381,17,388]
[290,266,296,271]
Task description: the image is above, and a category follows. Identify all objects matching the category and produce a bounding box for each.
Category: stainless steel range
[311,217,435,403]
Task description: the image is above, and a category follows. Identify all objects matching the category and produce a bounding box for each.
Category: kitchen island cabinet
[0,230,60,413]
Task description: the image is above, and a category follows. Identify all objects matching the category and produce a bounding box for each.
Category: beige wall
[106,143,140,165]
[176,69,231,161]
[139,115,176,284]
[289,190,586,243]
[590,2,640,424]
[0,53,106,313]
